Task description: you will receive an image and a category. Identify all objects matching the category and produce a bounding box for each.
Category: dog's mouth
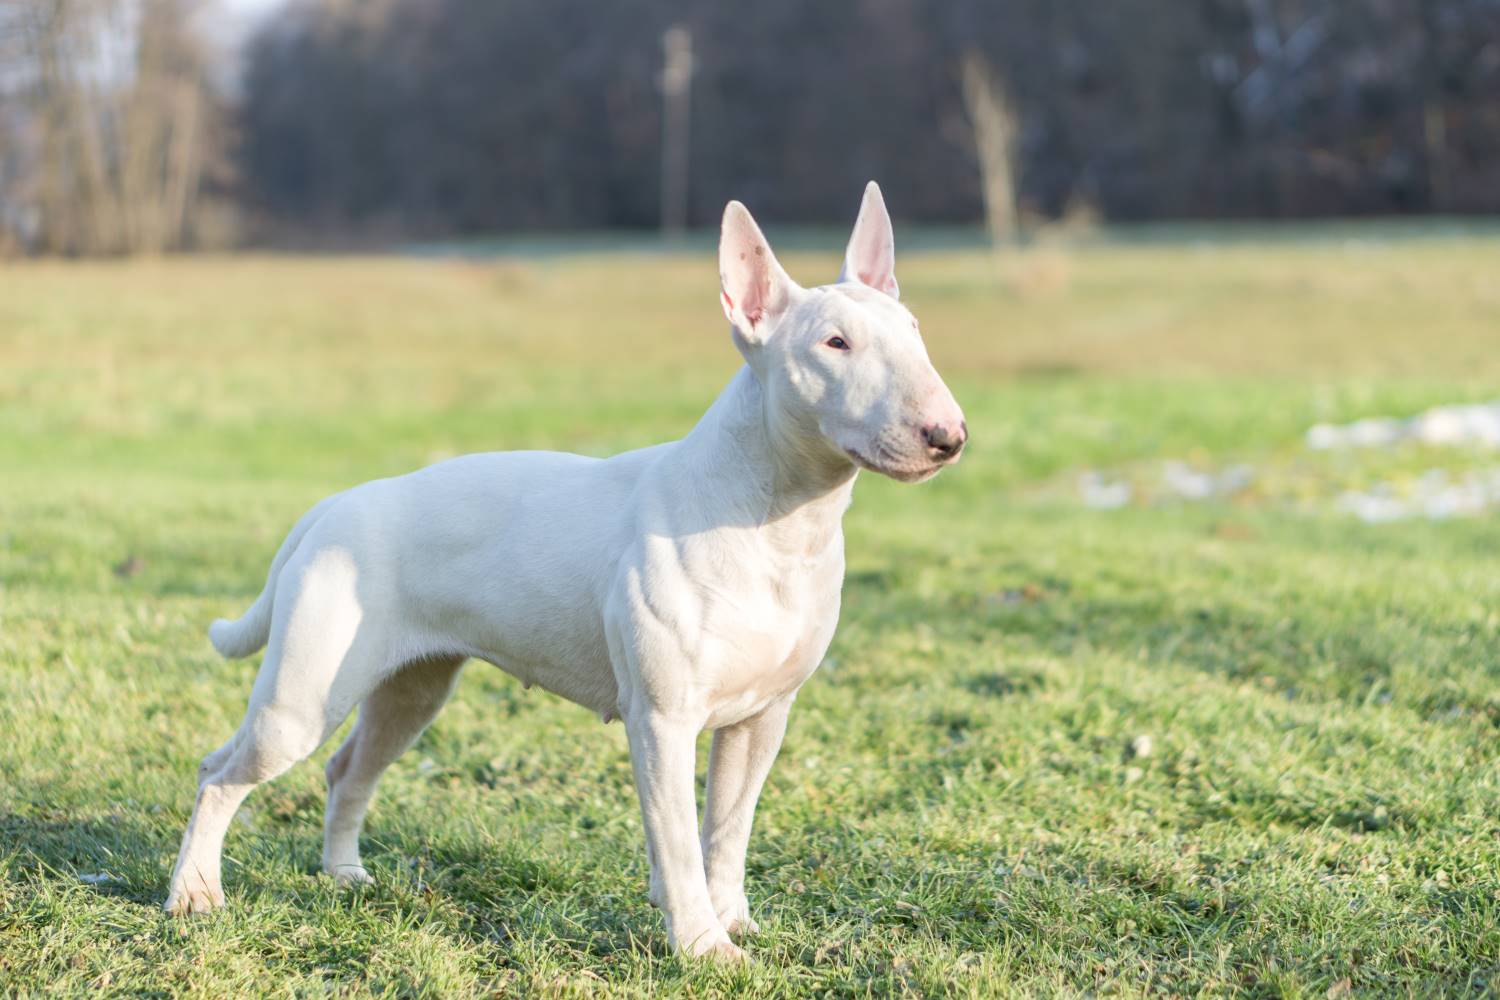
[843,445,947,484]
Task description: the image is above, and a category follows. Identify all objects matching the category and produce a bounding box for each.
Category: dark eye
[824,335,851,351]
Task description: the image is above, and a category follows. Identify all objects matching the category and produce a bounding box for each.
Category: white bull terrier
[165,181,967,961]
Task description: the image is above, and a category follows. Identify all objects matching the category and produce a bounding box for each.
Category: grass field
[4,228,1500,996]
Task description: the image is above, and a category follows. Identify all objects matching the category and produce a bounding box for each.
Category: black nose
[922,421,967,460]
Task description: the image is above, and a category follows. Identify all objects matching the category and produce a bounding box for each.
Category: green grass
[3,232,1500,996]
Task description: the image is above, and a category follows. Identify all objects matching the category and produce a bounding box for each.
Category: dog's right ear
[840,181,899,299]
[720,201,794,345]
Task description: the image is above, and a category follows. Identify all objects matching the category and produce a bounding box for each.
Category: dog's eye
[824,335,851,351]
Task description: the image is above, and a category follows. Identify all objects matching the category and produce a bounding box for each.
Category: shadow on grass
[0,809,173,909]
[843,565,1500,708]
[410,836,663,961]
[0,801,664,966]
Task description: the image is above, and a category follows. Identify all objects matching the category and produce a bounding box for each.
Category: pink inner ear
[859,267,897,296]
[723,282,765,328]
[846,211,896,294]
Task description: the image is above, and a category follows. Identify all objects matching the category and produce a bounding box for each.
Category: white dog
[165,182,966,961]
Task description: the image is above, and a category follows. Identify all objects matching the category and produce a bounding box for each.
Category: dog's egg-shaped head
[718,182,966,483]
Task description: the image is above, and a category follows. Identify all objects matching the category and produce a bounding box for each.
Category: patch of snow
[1161,461,1216,500]
[1336,490,1408,524]
[1078,471,1131,509]
[1162,461,1252,500]
[1414,404,1500,447]
[1308,401,1500,450]
[1337,468,1500,523]
[1079,463,1251,508]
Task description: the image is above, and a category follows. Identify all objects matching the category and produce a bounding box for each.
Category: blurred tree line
[4,0,1499,253]
[237,0,1500,236]
[0,0,233,254]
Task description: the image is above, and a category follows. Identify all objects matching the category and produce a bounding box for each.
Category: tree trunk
[960,49,1020,246]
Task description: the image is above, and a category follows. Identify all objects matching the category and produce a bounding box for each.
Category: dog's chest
[699,545,844,729]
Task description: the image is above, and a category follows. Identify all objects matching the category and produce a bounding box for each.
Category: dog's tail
[209,496,336,659]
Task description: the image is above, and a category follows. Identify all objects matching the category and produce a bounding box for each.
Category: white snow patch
[1337,468,1500,523]
[1078,471,1131,509]
[1078,462,1251,508]
[1308,401,1500,450]
[1162,461,1253,500]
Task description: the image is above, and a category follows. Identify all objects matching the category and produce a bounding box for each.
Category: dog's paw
[700,938,748,963]
[325,863,374,887]
[163,881,225,916]
[724,912,760,938]
[714,894,760,938]
[683,931,747,963]
[671,923,747,963]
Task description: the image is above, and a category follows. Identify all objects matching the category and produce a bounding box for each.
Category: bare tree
[1,0,222,255]
[959,48,1020,245]
[23,0,126,253]
[658,24,693,235]
[120,0,215,253]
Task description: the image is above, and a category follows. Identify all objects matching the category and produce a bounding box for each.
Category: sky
[214,0,289,51]
[205,0,291,89]
[221,0,287,18]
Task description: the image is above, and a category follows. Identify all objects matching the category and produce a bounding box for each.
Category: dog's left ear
[720,200,795,346]
[840,181,899,299]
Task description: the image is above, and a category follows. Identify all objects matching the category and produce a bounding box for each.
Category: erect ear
[719,200,794,344]
[839,180,899,299]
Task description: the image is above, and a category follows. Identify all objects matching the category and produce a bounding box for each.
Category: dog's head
[719,182,966,484]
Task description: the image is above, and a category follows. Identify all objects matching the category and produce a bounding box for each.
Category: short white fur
[165,181,966,961]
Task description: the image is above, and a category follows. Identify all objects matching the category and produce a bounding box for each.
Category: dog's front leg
[624,710,743,961]
[701,697,791,938]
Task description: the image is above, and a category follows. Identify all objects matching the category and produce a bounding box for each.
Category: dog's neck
[679,366,856,556]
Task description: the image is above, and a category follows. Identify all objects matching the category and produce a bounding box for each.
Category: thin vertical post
[659,25,693,235]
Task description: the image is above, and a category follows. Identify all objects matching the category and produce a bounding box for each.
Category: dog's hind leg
[321,655,464,885]
[165,548,388,916]
[165,688,342,915]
